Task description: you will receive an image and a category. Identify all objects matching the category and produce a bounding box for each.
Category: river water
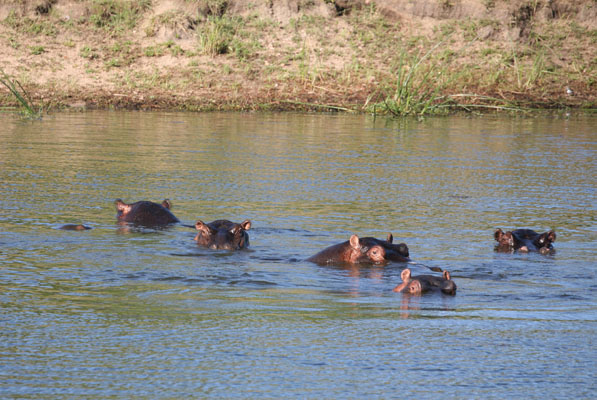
[0,111,595,398]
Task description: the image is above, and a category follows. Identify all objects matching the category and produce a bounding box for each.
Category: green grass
[367,41,526,117]
[2,11,58,36]
[144,45,164,57]
[89,0,151,34]
[367,42,452,117]
[80,46,99,59]
[144,41,185,57]
[197,15,243,56]
[0,69,43,119]
[145,10,197,38]
[105,58,122,68]
[30,45,45,55]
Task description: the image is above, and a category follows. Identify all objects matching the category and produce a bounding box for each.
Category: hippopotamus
[393,268,457,295]
[307,235,390,265]
[194,219,251,250]
[494,228,556,254]
[115,199,180,226]
[380,233,410,262]
[59,224,91,231]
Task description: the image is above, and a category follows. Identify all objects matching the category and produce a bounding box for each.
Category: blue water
[0,111,595,398]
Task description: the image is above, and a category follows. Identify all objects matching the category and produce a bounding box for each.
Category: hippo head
[407,279,423,295]
[494,228,514,250]
[115,199,178,226]
[534,230,556,254]
[194,219,251,250]
[439,270,457,295]
[115,199,132,220]
[384,233,410,260]
[393,268,456,295]
[393,268,413,293]
[116,199,171,217]
[396,269,426,295]
[351,235,387,264]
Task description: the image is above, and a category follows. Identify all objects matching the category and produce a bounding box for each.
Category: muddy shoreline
[1,0,596,113]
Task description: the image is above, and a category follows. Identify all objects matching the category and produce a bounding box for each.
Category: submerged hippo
[307,235,388,265]
[393,268,457,295]
[380,233,410,262]
[59,224,91,231]
[307,233,410,266]
[115,199,180,226]
[194,219,251,250]
[494,228,556,254]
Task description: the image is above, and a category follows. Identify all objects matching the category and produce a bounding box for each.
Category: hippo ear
[349,235,360,250]
[162,199,172,209]
[386,233,393,243]
[115,199,131,213]
[195,220,214,236]
[538,230,556,246]
[494,228,504,241]
[443,270,451,281]
[401,268,411,282]
[231,220,251,235]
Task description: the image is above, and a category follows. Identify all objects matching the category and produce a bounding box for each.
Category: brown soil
[0,0,596,112]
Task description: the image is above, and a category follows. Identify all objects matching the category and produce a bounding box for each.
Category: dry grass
[0,0,595,112]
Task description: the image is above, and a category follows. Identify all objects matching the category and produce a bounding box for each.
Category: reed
[0,69,43,119]
[198,16,236,56]
[368,42,453,117]
[368,41,526,117]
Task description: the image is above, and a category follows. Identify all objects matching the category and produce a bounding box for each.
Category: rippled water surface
[1,111,595,398]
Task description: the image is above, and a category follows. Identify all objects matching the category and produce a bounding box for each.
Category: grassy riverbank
[0,0,596,114]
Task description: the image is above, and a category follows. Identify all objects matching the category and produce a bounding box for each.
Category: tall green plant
[368,41,452,117]
[198,16,234,56]
[0,69,43,119]
[368,41,523,117]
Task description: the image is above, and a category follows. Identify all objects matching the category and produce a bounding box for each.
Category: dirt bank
[1,0,596,112]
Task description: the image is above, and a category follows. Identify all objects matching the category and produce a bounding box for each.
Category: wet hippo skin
[494,228,556,254]
[307,235,388,265]
[115,199,180,226]
[194,219,252,250]
[393,268,457,295]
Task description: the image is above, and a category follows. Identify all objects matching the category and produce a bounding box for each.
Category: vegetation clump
[0,68,43,119]
[89,0,152,33]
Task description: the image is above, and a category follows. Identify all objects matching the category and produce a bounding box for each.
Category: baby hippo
[115,199,180,226]
[393,268,457,295]
[307,235,387,265]
[195,219,251,250]
[494,228,556,254]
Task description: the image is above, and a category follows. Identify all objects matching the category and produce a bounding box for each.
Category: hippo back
[116,199,180,226]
